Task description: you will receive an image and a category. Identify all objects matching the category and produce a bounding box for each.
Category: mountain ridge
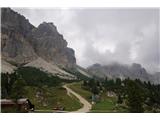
[1,8,159,83]
[1,8,76,68]
[87,63,160,84]
[1,8,81,79]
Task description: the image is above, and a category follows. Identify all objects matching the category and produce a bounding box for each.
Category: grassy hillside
[1,67,82,112]
[24,86,82,111]
[68,82,92,102]
[17,67,83,111]
[68,82,128,113]
[91,93,128,113]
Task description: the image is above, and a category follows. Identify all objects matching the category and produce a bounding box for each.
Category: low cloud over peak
[13,8,159,73]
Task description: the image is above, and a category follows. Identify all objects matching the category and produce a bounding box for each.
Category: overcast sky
[13,8,159,73]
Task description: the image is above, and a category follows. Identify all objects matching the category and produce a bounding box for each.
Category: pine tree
[125,80,144,112]
[11,75,26,100]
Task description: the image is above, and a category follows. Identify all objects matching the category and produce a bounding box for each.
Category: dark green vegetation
[1,66,160,113]
[1,72,26,100]
[16,67,62,87]
[69,81,128,112]
[1,67,82,112]
[79,77,160,113]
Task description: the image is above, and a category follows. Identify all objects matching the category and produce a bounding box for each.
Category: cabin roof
[1,98,28,104]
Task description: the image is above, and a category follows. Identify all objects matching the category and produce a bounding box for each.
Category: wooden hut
[1,98,34,112]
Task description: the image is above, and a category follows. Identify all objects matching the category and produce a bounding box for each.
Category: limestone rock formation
[1,60,17,73]
[1,8,76,69]
[1,8,38,64]
[29,22,76,68]
[1,8,77,79]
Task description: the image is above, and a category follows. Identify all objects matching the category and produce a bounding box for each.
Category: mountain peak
[38,22,57,31]
[87,62,160,84]
[92,63,102,67]
[1,8,76,69]
[34,22,59,36]
[131,63,142,69]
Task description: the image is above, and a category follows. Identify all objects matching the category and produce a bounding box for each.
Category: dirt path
[63,84,92,113]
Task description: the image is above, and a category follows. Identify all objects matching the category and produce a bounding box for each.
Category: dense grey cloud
[13,8,159,73]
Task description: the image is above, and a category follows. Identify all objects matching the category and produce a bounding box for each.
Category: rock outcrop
[1,60,17,73]
[29,22,76,68]
[1,8,37,64]
[1,8,76,69]
[1,8,77,79]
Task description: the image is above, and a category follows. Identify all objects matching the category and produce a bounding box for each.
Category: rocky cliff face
[1,8,37,64]
[1,8,76,68]
[29,22,76,67]
[87,63,159,84]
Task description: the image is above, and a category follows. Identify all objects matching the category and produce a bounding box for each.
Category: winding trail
[63,84,92,113]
